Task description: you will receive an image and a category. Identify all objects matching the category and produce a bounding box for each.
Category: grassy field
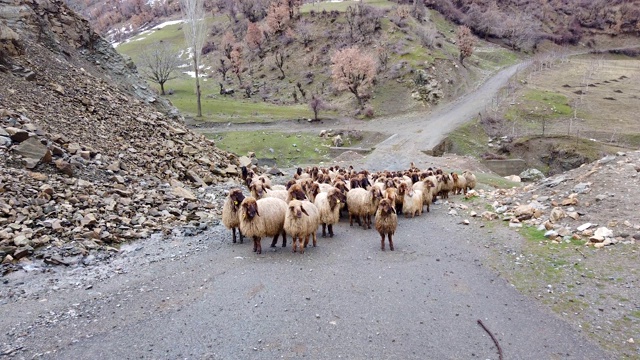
[208,131,336,167]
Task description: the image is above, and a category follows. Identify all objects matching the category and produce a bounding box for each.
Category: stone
[595,194,607,202]
[13,246,33,259]
[462,219,470,225]
[509,222,523,228]
[2,255,14,264]
[13,234,30,246]
[540,176,567,188]
[573,182,591,194]
[567,212,580,220]
[0,135,11,147]
[504,175,521,182]
[544,230,558,239]
[592,227,613,240]
[267,167,283,176]
[597,155,616,164]
[514,205,534,218]
[550,207,566,223]
[81,214,97,227]
[448,209,458,216]
[332,135,343,147]
[55,159,74,176]
[13,137,50,169]
[5,127,29,142]
[495,205,508,214]
[107,161,121,172]
[79,150,91,160]
[470,211,477,217]
[67,142,81,154]
[173,186,197,201]
[561,197,578,206]
[224,165,239,176]
[481,211,498,220]
[519,168,545,182]
[239,156,252,167]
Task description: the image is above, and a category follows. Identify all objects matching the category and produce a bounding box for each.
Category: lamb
[451,172,467,195]
[238,196,287,254]
[462,170,477,192]
[402,186,423,218]
[222,188,245,243]
[284,200,320,253]
[375,198,398,251]
[313,187,347,237]
[346,187,383,229]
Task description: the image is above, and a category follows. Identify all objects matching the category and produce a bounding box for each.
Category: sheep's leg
[253,236,262,254]
[312,232,317,247]
[322,223,327,237]
[239,230,244,244]
[292,237,297,253]
[426,203,430,213]
[232,228,237,243]
[389,233,394,251]
[302,236,309,252]
[380,233,385,250]
[281,230,287,247]
[328,224,334,237]
[349,214,354,227]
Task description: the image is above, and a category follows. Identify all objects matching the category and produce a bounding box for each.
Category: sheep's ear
[391,206,397,214]
[255,206,260,217]
[265,184,271,190]
[301,207,309,216]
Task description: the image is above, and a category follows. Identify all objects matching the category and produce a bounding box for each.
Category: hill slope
[0,0,240,272]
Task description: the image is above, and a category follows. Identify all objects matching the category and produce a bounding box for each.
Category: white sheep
[250,182,268,199]
[346,187,383,229]
[222,188,246,243]
[284,200,320,253]
[402,187,423,218]
[451,172,467,195]
[313,187,347,237]
[239,196,287,254]
[412,179,436,212]
[375,198,398,251]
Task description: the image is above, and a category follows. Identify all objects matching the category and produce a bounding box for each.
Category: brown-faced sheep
[306,182,321,203]
[451,172,467,195]
[284,200,320,253]
[437,173,453,200]
[287,183,308,202]
[346,187,383,229]
[375,198,398,251]
[402,187,423,218]
[238,197,287,254]
[313,187,347,237]
[222,188,245,243]
[462,170,477,192]
[412,179,435,212]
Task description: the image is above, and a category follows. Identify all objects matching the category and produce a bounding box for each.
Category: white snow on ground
[153,20,184,29]
[112,19,182,48]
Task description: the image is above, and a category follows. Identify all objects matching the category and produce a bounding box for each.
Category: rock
[514,205,534,218]
[595,194,607,202]
[4,127,29,142]
[519,168,545,182]
[591,227,613,241]
[504,175,521,182]
[67,142,81,154]
[544,230,558,239]
[319,130,327,137]
[173,186,197,201]
[2,255,14,264]
[597,155,616,164]
[0,127,8,137]
[54,159,74,176]
[13,246,33,259]
[567,212,580,220]
[561,197,578,206]
[481,211,498,220]
[13,137,50,169]
[509,222,523,228]
[573,182,591,194]
[543,221,554,230]
[13,234,30,246]
[470,211,477,217]
[462,219,470,225]
[550,207,566,223]
[495,205,508,214]
[448,209,458,216]
[0,135,11,147]
[81,214,97,227]
[239,156,252,167]
[224,165,239,176]
[267,167,283,176]
[540,176,567,188]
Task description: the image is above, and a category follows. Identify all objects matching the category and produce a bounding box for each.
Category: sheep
[265,189,288,202]
[402,186,423,218]
[306,182,321,203]
[250,182,268,199]
[222,188,245,243]
[251,174,272,189]
[271,184,286,191]
[287,183,308,202]
[437,173,453,200]
[462,170,477,192]
[238,196,287,254]
[412,179,435,212]
[346,186,383,229]
[375,198,398,251]
[284,200,320,253]
[313,187,347,237]
[451,172,467,195]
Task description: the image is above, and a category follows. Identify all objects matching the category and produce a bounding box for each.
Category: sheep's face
[379,199,396,215]
[411,173,420,183]
[297,167,303,176]
[230,189,245,211]
[370,187,383,200]
[334,181,348,194]
[452,173,459,182]
[285,179,297,190]
[328,190,346,209]
[425,179,435,189]
[289,202,309,219]
[289,185,307,201]
[435,168,443,175]
[242,200,259,220]
[397,182,408,195]
[251,183,266,198]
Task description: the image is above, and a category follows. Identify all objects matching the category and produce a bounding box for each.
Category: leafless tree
[138,42,181,95]
[180,0,207,117]
[309,95,325,121]
[217,58,231,81]
[274,50,286,80]
[456,25,474,65]
[330,46,377,109]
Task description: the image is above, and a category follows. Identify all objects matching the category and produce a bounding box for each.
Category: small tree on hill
[266,0,290,35]
[330,46,377,109]
[221,31,236,60]
[309,95,325,121]
[139,42,180,95]
[456,25,475,65]
[180,0,206,117]
[245,21,264,55]
[230,44,244,84]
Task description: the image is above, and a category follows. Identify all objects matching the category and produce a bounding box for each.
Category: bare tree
[230,44,244,84]
[217,58,231,81]
[274,50,286,80]
[245,21,264,55]
[309,95,325,121]
[330,46,377,109]
[456,25,474,65]
[138,42,180,95]
[180,0,207,117]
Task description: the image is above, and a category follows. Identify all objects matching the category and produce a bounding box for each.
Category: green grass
[300,0,395,13]
[506,89,573,122]
[207,131,336,167]
[448,119,490,157]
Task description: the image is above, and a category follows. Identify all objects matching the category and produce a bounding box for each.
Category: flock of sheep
[222,164,477,254]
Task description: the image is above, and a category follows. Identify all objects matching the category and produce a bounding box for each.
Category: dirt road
[0,62,612,358]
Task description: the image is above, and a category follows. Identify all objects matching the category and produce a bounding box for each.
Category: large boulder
[519,168,545,182]
[13,137,51,169]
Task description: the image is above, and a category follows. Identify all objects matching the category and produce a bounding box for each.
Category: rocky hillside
[0,0,242,274]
